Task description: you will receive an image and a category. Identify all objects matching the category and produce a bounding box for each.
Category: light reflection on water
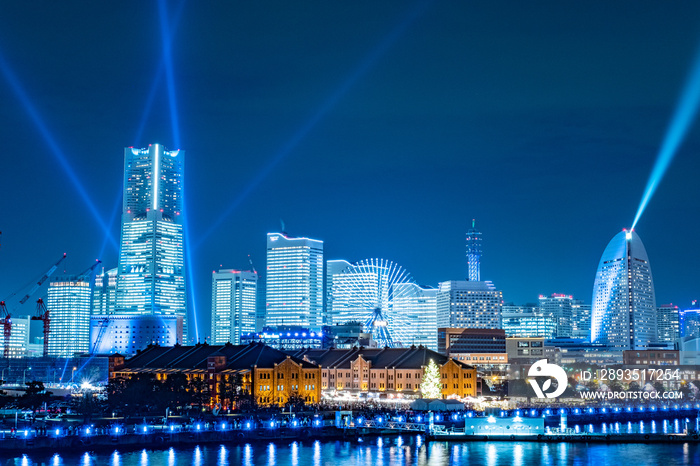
[559,417,700,435]
[7,430,700,466]
[218,445,228,466]
[513,443,523,466]
[193,446,202,466]
[243,443,253,466]
[312,440,321,466]
[290,442,298,466]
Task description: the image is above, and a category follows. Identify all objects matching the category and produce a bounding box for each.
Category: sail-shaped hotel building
[591,229,657,350]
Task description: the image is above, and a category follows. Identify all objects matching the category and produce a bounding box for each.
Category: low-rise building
[438,328,506,356]
[240,326,330,350]
[505,337,561,380]
[0,316,45,358]
[506,337,558,364]
[287,346,477,399]
[90,314,184,356]
[679,336,700,365]
[112,342,321,407]
[622,349,679,366]
[323,322,374,349]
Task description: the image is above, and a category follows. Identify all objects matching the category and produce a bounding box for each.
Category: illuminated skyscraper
[571,299,592,339]
[115,145,186,335]
[265,233,323,330]
[466,219,482,282]
[591,229,657,350]
[392,283,438,350]
[538,293,573,338]
[680,303,700,338]
[211,269,258,344]
[501,311,556,338]
[436,281,502,329]
[325,259,352,325]
[92,267,117,315]
[656,304,680,343]
[47,275,92,357]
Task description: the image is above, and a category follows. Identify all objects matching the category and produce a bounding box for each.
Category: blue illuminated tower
[265,233,324,330]
[47,275,92,357]
[591,229,657,350]
[115,145,187,335]
[211,269,257,344]
[466,219,482,281]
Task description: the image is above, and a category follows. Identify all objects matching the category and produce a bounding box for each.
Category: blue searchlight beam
[134,0,186,146]
[157,0,198,342]
[0,49,117,250]
[632,43,700,229]
[196,0,434,248]
[157,0,182,149]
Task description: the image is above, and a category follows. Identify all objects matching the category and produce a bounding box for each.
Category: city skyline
[1,2,700,342]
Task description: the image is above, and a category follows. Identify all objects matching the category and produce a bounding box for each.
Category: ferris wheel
[329,258,417,347]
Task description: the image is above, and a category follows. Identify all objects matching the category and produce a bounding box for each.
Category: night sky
[1,2,700,341]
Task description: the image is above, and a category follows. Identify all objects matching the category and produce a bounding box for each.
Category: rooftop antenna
[466,219,482,282]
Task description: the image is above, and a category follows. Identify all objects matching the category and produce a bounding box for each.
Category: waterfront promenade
[1,402,699,454]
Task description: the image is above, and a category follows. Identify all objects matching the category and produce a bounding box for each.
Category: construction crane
[77,259,102,281]
[0,253,68,357]
[27,259,101,357]
[0,301,10,358]
[32,299,49,357]
[248,254,257,274]
[18,253,67,305]
[91,317,110,354]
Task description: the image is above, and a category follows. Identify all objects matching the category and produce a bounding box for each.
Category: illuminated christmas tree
[420,359,442,399]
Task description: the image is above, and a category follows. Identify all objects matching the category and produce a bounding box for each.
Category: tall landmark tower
[466,219,482,282]
[115,145,187,333]
[591,229,657,350]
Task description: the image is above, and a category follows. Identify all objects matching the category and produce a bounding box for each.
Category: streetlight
[22,367,32,385]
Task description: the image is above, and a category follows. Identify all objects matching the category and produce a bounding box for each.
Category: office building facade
[438,327,506,354]
[680,307,700,339]
[538,293,573,338]
[657,304,680,344]
[325,259,352,326]
[571,300,591,339]
[90,314,183,356]
[93,267,118,315]
[47,275,92,357]
[265,233,323,330]
[436,281,502,329]
[501,303,539,314]
[211,269,257,345]
[392,283,438,350]
[0,317,44,358]
[501,311,556,339]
